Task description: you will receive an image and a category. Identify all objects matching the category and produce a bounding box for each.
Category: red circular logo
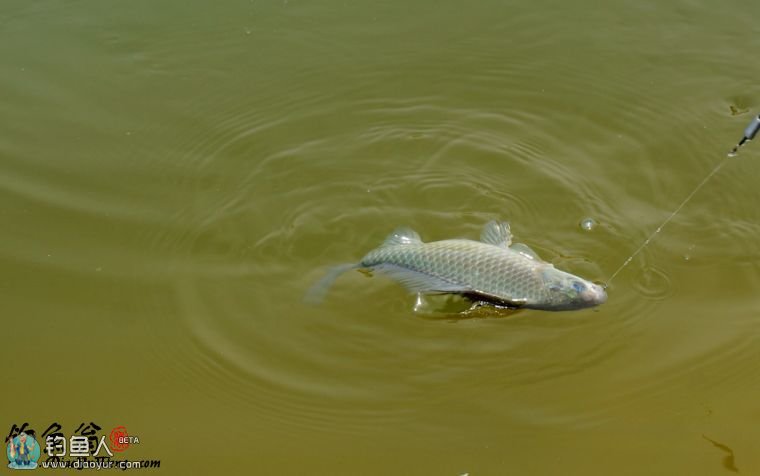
[109,426,130,453]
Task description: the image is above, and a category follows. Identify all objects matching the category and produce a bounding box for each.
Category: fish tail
[304,263,358,304]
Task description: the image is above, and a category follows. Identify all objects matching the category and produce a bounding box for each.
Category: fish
[306,220,607,311]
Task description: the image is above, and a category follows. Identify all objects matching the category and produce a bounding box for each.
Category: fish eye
[572,281,585,293]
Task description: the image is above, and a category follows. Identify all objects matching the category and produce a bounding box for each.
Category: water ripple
[118,7,760,436]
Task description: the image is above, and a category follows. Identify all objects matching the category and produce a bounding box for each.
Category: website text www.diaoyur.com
[39,459,161,470]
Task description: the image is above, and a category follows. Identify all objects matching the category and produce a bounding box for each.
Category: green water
[3,0,760,474]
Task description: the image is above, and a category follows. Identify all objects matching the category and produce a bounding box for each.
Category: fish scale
[361,240,547,303]
[307,220,607,311]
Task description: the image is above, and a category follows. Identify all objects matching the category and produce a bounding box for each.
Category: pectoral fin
[463,290,527,308]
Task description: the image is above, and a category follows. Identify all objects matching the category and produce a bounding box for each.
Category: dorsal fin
[382,227,422,247]
[480,220,512,247]
[510,243,541,261]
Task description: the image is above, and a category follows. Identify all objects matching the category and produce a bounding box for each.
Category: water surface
[2,0,760,474]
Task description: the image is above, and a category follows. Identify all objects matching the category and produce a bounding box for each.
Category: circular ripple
[139,86,645,434]
[131,1,757,437]
[633,264,674,300]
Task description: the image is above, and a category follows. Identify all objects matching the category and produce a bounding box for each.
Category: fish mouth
[579,282,607,306]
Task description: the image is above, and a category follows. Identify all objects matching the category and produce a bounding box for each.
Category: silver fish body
[308,220,607,311]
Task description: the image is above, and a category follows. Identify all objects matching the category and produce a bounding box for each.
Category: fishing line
[605,114,760,288]
[604,159,726,287]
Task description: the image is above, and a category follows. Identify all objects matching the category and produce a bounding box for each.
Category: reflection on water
[2,0,760,474]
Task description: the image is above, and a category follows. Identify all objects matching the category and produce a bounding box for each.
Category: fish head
[540,266,607,310]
